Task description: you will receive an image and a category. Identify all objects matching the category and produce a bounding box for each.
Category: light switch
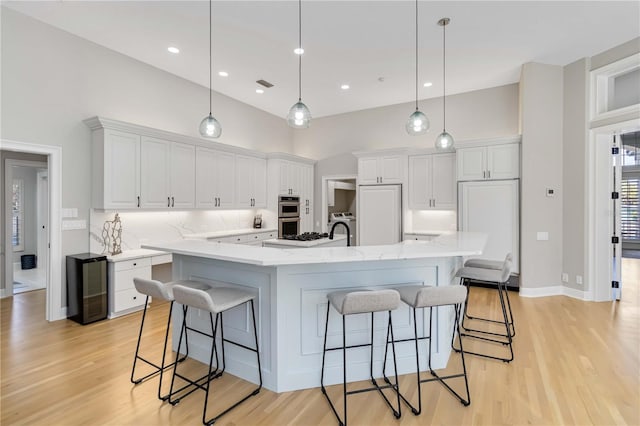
[62,220,87,230]
[536,231,549,241]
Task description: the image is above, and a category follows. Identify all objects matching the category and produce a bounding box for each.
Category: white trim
[266,152,316,164]
[590,53,640,124]
[519,285,587,300]
[1,139,63,321]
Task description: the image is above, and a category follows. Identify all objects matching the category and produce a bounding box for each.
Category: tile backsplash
[89,209,273,254]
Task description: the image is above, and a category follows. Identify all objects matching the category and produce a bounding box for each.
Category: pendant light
[406,0,429,136]
[199,0,222,139]
[287,0,311,128]
[435,17,454,150]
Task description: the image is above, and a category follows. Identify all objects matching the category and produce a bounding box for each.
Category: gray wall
[1,9,292,298]
[520,62,564,289]
[562,58,589,291]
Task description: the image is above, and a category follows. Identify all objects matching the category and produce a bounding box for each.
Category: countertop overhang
[142,231,487,267]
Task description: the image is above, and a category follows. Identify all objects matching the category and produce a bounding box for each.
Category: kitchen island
[143,232,486,392]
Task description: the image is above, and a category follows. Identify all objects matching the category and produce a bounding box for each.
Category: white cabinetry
[196,147,235,209]
[268,156,315,233]
[236,155,267,208]
[91,129,141,209]
[409,153,456,210]
[358,155,404,184]
[457,143,520,181]
[300,165,314,232]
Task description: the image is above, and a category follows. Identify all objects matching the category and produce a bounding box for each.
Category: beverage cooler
[66,253,108,325]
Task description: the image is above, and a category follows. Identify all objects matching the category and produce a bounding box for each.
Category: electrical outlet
[561,273,569,283]
[576,275,583,285]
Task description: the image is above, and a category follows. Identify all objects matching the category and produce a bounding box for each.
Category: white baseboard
[0,288,8,298]
[519,285,588,300]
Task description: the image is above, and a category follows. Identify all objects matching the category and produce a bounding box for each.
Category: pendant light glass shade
[199,0,221,139]
[199,113,222,138]
[406,110,429,135]
[287,101,311,128]
[435,131,454,150]
[288,0,311,129]
[406,0,428,136]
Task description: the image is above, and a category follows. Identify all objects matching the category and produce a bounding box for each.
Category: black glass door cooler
[66,253,108,325]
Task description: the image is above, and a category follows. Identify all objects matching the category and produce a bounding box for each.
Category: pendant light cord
[208,0,213,115]
[442,20,446,131]
[298,0,302,102]
[414,0,419,111]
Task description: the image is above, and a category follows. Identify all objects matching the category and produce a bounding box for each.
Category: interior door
[37,170,49,272]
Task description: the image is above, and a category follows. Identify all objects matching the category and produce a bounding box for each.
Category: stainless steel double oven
[278,195,300,238]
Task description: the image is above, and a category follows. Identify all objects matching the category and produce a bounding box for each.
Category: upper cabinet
[195,147,235,209]
[358,154,404,184]
[456,143,520,181]
[409,153,456,210]
[236,155,267,208]
[91,129,141,210]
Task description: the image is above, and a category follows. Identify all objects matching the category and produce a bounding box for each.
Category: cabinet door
[408,155,431,209]
[140,136,171,208]
[252,158,267,208]
[195,147,217,209]
[431,153,456,209]
[380,155,403,183]
[277,160,291,195]
[488,144,520,180]
[170,142,195,208]
[456,147,486,181]
[358,157,379,184]
[216,151,236,208]
[103,130,140,209]
[235,155,254,208]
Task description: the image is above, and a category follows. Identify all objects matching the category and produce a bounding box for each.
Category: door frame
[1,139,62,321]
[321,174,358,234]
[37,169,49,273]
[587,118,640,301]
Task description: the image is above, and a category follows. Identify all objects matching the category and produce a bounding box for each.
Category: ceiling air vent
[256,79,274,88]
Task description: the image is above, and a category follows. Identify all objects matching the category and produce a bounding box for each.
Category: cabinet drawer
[113,288,147,312]
[151,254,172,265]
[225,234,249,244]
[113,265,152,291]
[249,231,277,242]
[113,257,152,272]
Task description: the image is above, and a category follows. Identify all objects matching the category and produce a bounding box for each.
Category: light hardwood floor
[2,259,639,426]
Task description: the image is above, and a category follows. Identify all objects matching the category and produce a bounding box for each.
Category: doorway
[1,140,63,321]
[321,175,357,244]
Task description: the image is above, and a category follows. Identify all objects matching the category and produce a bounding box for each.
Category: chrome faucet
[329,221,351,246]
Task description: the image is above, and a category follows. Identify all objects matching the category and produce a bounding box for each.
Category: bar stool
[168,284,262,426]
[130,278,213,400]
[383,285,470,415]
[454,254,514,362]
[320,289,402,426]
[462,253,515,338]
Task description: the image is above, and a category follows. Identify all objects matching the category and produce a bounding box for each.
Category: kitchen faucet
[329,221,351,246]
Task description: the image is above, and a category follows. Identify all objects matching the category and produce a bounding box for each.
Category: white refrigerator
[458,179,519,273]
[358,184,402,246]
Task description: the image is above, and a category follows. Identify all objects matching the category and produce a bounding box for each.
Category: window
[621,174,640,242]
[12,178,24,251]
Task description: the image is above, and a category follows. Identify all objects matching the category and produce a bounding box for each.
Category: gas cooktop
[282,232,329,241]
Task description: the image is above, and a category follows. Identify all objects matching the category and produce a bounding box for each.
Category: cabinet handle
[137,196,140,208]
[432,199,436,208]
[218,197,221,207]
[171,196,175,207]
[483,171,486,179]
[487,170,491,179]
[167,197,170,207]
[133,296,137,300]
[133,263,137,266]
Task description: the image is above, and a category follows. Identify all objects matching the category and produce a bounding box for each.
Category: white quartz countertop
[106,249,169,262]
[262,234,347,247]
[404,230,455,236]
[182,228,277,239]
[142,232,487,267]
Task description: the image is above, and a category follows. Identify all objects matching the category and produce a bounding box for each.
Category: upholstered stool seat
[130,278,213,400]
[321,289,402,425]
[383,284,470,416]
[454,254,515,362]
[168,285,262,426]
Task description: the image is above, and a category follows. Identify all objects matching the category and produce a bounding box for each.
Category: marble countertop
[404,230,455,236]
[142,232,487,267]
[183,228,277,239]
[106,249,169,262]
[262,234,347,247]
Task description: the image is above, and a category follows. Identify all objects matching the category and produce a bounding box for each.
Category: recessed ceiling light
[218,71,229,77]
[167,46,180,54]
[423,82,433,87]
[256,89,264,94]
[294,47,304,55]
[341,84,350,90]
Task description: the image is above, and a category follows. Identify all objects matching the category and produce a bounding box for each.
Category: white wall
[1,9,291,300]
[520,63,564,289]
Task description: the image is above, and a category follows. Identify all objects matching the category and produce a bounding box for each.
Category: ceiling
[3,1,640,119]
